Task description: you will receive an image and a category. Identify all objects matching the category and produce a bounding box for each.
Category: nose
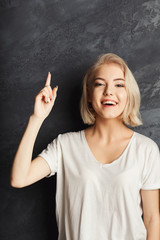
[103,85,113,96]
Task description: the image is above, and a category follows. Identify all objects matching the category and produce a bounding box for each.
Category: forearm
[145,217,160,240]
[11,115,44,187]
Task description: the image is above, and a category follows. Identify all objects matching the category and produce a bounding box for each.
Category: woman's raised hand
[33,72,58,120]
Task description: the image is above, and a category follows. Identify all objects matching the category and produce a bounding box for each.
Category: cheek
[92,88,103,99]
[89,90,96,102]
[119,91,128,104]
[90,91,101,111]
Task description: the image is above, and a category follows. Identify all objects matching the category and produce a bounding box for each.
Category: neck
[91,117,132,143]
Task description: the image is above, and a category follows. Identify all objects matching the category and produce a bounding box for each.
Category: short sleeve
[38,134,61,178]
[141,142,160,190]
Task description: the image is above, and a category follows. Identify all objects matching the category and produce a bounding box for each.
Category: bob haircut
[80,53,143,127]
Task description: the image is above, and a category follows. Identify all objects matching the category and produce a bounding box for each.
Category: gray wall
[0,0,160,239]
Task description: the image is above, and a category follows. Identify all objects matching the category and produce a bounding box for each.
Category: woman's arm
[10,72,58,188]
[10,115,50,188]
[141,189,160,240]
[145,216,159,240]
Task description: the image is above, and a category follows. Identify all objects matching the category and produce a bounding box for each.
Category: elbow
[144,214,160,230]
[10,177,25,188]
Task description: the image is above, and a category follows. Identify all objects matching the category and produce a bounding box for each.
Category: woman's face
[88,63,127,121]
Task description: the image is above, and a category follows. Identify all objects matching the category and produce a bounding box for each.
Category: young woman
[11,53,160,239]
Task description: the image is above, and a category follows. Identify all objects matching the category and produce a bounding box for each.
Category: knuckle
[42,92,47,97]
[48,86,52,92]
[45,85,52,93]
[44,87,49,94]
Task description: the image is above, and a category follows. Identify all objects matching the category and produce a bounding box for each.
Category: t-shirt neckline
[81,130,136,167]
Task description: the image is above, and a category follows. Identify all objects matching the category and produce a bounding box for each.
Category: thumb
[52,85,58,99]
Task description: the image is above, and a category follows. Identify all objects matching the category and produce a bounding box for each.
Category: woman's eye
[116,84,125,87]
[94,83,104,86]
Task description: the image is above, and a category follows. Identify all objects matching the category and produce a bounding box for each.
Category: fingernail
[56,85,58,90]
[46,97,50,103]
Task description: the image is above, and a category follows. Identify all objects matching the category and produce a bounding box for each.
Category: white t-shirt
[38,130,160,240]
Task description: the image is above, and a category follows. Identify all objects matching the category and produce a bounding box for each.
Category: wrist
[29,114,45,125]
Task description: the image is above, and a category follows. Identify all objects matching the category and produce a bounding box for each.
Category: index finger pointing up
[45,72,51,86]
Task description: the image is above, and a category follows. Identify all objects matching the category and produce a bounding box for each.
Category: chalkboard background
[0,0,160,239]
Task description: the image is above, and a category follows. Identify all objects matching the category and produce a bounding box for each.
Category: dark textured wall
[0,0,160,239]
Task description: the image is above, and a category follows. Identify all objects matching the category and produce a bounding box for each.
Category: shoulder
[57,130,83,143]
[134,131,159,152]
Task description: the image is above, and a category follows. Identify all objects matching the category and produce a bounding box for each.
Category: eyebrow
[94,77,125,81]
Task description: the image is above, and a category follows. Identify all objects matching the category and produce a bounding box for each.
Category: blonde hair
[80,53,143,127]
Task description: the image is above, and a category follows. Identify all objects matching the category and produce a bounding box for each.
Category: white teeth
[102,101,117,105]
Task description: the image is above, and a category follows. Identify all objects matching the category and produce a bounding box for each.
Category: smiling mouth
[101,100,118,107]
